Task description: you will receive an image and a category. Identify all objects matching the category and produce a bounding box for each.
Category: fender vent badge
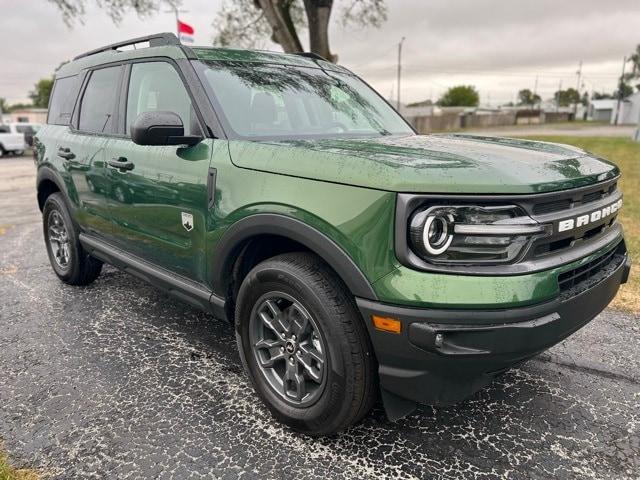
[181,212,194,232]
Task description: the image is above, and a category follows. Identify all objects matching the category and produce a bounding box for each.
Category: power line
[399,66,620,78]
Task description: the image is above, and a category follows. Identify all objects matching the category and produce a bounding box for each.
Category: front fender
[210,213,379,300]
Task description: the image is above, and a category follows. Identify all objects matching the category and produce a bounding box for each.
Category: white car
[0,124,28,156]
[10,122,41,146]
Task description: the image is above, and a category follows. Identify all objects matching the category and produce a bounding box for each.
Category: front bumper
[357,243,630,420]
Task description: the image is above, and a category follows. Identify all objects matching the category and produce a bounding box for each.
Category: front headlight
[409,205,548,264]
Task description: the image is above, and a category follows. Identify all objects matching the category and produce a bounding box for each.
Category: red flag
[177,20,194,35]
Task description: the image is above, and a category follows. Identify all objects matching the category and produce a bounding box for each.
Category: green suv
[35,33,630,436]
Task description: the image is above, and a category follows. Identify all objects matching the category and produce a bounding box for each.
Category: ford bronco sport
[35,33,631,436]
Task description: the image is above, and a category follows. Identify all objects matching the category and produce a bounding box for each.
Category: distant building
[615,92,640,125]
[400,103,434,117]
[3,108,48,124]
[588,99,616,122]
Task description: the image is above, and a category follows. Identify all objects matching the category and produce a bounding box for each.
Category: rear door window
[47,75,81,126]
[78,66,122,134]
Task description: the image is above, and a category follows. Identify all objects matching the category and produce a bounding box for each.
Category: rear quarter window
[78,66,122,134]
[48,75,81,126]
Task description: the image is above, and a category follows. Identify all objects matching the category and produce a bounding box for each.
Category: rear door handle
[57,147,75,160]
[107,157,135,171]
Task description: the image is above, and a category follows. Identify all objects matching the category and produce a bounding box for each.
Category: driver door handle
[107,157,135,171]
[57,147,75,160]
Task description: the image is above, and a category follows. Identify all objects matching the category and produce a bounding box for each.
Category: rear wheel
[43,192,103,285]
[235,252,377,436]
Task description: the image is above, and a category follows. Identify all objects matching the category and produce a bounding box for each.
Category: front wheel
[235,252,377,436]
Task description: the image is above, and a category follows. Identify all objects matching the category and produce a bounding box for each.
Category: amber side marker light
[372,315,402,334]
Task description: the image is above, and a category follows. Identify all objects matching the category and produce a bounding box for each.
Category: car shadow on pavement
[82,267,636,479]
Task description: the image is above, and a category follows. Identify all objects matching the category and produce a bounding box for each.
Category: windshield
[195,61,413,140]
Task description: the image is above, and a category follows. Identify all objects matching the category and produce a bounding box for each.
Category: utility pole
[613,56,627,126]
[530,75,538,124]
[556,80,562,112]
[574,60,582,118]
[396,37,405,112]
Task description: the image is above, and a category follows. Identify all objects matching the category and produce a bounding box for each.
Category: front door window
[126,62,199,137]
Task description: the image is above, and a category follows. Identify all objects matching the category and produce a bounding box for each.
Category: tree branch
[255,0,303,52]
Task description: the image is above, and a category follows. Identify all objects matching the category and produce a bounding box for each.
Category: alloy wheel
[48,210,71,269]
[249,292,327,406]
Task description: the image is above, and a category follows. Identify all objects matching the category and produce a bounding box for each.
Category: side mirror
[130,111,202,147]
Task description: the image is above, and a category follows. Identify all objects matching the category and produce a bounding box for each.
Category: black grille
[558,245,623,293]
[533,181,618,215]
[530,179,621,258]
[582,191,602,203]
[533,199,571,215]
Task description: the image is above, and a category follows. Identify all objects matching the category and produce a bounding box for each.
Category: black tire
[42,192,103,285]
[235,252,377,436]
[13,150,24,156]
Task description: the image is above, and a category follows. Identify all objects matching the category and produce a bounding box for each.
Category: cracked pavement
[1,156,639,479]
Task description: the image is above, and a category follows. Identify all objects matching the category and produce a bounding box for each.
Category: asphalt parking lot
[1,154,639,479]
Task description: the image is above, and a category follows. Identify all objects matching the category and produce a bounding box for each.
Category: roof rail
[73,32,181,60]
[294,52,328,62]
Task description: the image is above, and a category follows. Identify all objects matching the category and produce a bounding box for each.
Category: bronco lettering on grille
[557,199,622,233]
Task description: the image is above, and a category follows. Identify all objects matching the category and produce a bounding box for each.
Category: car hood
[228,134,619,194]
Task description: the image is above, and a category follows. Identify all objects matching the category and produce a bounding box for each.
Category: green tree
[437,85,479,107]
[48,0,162,23]
[581,91,589,106]
[593,91,613,100]
[48,0,388,63]
[28,78,54,108]
[0,98,35,113]
[615,81,634,99]
[517,88,541,106]
[611,45,640,101]
[7,103,33,112]
[624,44,639,84]
[553,88,581,107]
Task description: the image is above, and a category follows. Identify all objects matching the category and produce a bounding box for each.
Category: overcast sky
[1,0,639,105]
